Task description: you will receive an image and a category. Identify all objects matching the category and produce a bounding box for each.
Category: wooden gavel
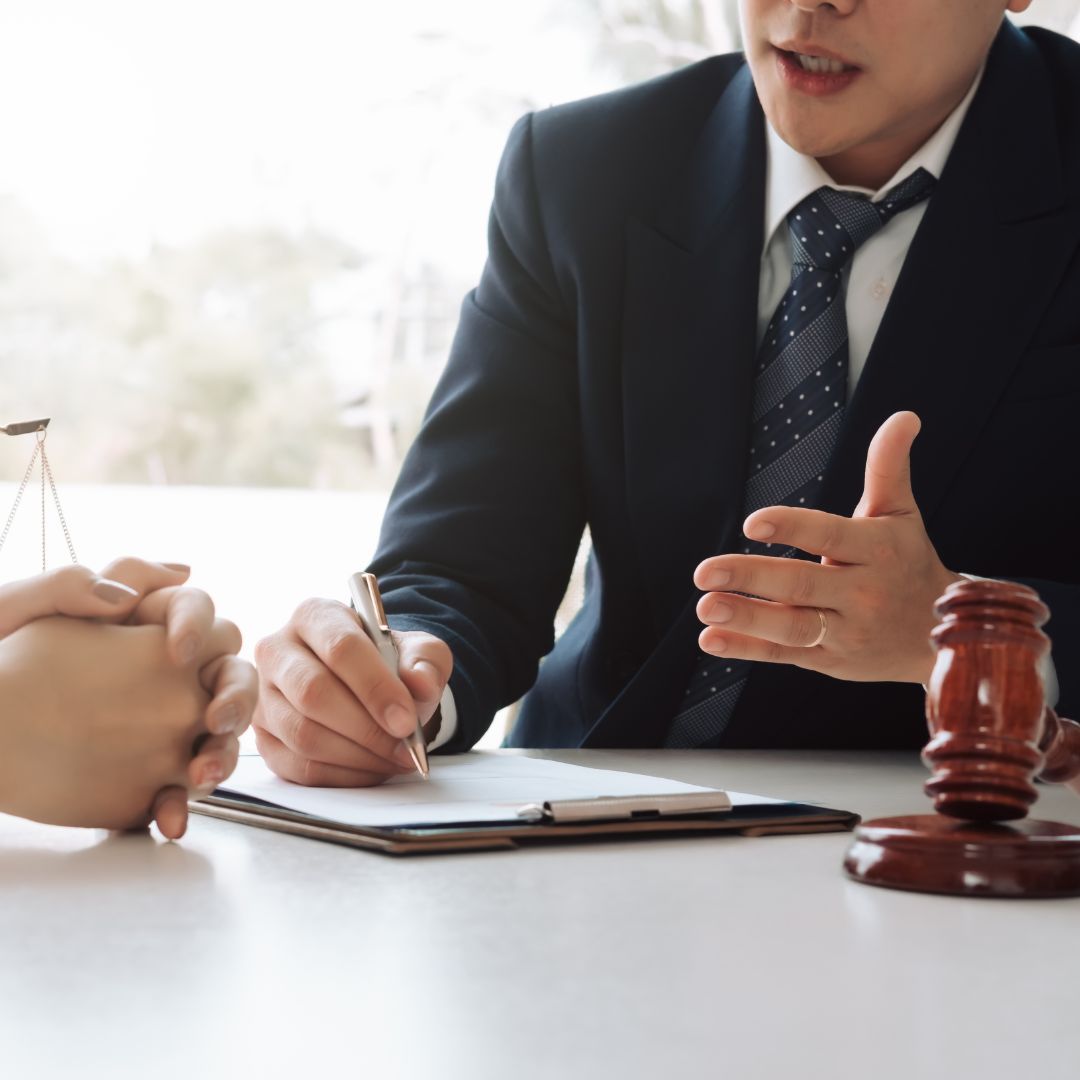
[923,580,1080,820]
[844,579,1080,898]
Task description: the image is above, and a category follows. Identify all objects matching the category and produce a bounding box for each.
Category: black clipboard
[192,789,859,856]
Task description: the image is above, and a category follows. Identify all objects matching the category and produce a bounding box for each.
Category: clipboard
[192,789,859,856]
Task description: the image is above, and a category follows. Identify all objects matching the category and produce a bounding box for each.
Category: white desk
[1,750,1077,1080]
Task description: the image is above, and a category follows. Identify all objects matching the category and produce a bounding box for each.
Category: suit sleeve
[368,112,586,751]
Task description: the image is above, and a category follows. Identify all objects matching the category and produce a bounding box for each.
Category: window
[2,0,1077,746]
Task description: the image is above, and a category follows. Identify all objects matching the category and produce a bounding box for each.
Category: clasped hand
[0,558,258,837]
[695,412,961,685]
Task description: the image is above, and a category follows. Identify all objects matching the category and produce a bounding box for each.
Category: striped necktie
[665,167,936,748]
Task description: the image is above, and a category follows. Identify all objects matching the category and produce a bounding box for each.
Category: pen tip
[406,740,430,780]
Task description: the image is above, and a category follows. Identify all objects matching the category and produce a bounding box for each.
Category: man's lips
[772,40,861,73]
[772,45,862,96]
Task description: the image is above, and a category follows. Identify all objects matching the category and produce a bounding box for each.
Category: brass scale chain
[0,419,78,572]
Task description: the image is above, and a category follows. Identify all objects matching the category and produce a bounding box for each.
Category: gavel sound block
[844,580,1080,898]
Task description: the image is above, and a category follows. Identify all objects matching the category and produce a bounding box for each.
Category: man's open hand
[695,411,961,685]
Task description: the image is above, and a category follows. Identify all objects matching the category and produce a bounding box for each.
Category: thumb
[394,631,453,722]
[854,411,921,519]
[92,558,191,624]
[0,565,142,639]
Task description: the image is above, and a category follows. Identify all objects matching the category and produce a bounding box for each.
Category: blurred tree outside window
[4,1,736,492]
[2,0,1076,492]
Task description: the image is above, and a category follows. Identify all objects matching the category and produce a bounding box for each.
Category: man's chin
[768,113,865,164]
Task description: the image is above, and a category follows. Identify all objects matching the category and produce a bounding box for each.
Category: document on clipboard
[192,753,858,855]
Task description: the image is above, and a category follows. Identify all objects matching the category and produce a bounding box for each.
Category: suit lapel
[621,65,766,639]
[586,65,766,747]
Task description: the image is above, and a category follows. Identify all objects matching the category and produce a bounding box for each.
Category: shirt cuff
[427,685,458,751]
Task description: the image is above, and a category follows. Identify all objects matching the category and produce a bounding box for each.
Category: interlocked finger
[95,558,191,610]
[200,654,258,736]
[129,587,239,666]
[187,732,241,794]
[150,786,191,841]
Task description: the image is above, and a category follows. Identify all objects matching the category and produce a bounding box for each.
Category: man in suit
[253,0,1080,785]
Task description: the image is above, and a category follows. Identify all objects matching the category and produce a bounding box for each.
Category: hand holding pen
[348,573,429,779]
[252,579,453,788]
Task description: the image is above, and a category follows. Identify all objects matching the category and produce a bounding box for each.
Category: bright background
[2,0,1078,745]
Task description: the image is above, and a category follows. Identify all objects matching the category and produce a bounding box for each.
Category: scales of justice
[3,417,1079,896]
[0,417,79,571]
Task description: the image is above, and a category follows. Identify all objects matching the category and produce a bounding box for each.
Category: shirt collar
[762,65,985,255]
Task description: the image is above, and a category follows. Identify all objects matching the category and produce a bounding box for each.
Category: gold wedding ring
[807,608,828,648]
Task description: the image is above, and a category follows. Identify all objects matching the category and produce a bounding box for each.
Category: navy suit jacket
[370,22,1080,751]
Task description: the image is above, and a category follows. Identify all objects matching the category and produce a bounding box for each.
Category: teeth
[795,53,848,75]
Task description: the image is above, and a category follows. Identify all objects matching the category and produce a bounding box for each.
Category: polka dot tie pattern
[664,168,936,748]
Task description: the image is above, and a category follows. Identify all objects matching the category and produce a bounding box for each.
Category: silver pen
[348,571,430,780]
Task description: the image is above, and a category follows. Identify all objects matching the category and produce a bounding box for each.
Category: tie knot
[787,166,936,273]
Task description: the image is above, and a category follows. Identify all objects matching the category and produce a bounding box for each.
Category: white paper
[214,753,783,828]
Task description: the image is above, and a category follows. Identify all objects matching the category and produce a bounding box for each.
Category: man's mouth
[774,41,860,75]
[787,51,855,76]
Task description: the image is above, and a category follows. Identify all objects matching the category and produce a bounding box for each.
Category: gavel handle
[1038,708,1080,784]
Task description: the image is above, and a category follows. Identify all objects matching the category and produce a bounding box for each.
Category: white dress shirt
[757,68,983,386]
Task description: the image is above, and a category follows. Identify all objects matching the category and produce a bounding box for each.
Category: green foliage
[0,3,749,492]
[0,202,453,489]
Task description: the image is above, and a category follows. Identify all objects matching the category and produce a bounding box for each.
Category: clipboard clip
[516,791,731,825]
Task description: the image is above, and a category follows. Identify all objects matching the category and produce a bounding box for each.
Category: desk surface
[1,749,1077,1080]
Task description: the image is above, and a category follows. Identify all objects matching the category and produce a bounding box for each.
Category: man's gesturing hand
[695,411,961,685]
[254,598,452,787]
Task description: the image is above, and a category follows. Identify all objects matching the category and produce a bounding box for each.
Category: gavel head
[923,580,1050,822]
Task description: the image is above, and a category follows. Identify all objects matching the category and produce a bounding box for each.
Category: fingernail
[200,763,224,788]
[163,562,190,573]
[746,520,776,540]
[708,570,732,588]
[710,600,733,624]
[384,704,415,738]
[178,635,199,664]
[92,579,140,603]
[212,704,239,734]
